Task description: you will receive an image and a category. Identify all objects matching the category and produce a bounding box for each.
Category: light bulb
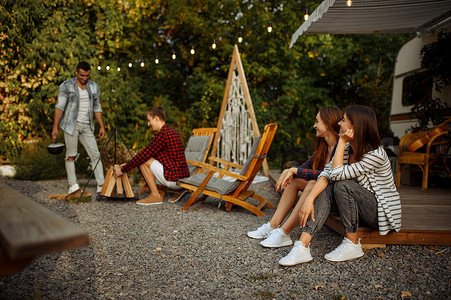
[128,62,132,68]
[172,51,176,60]
[140,61,144,67]
[346,0,352,7]
[212,40,217,49]
[106,65,110,70]
[155,57,159,64]
[267,22,272,33]
[97,66,101,70]
[190,47,195,55]
[117,67,120,71]
[238,33,243,43]
[304,9,309,21]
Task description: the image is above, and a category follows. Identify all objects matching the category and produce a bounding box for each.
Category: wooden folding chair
[139,128,217,198]
[396,128,450,192]
[177,123,277,216]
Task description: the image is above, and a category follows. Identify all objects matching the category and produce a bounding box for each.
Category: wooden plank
[116,176,123,195]
[325,214,451,246]
[0,183,89,261]
[401,204,451,230]
[104,168,117,197]
[101,166,113,195]
[122,173,134,198]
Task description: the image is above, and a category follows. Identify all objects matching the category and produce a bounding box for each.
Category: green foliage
[408,32,451,130]
[421,32,451,90]
[1,0,411,169]
[13,137,95,181]
[14,140,67,180]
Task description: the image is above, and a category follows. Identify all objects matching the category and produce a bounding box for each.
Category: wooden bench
[0,182,89,275]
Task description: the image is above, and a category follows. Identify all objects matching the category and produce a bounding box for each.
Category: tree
[1,0,410,168]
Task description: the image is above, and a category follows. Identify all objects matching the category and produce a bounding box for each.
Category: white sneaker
[279,241,313,266]
[260,228,293,248]
[97,186,103,194]
[68,183,80,194]
[247,222,275,239]
[324,237,364,262]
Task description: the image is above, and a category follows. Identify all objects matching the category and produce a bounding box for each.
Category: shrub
[13,138,90,181]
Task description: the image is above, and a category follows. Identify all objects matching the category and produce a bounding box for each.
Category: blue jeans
[64,122,104,187]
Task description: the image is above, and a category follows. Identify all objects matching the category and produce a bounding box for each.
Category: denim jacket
[56,77,102,135]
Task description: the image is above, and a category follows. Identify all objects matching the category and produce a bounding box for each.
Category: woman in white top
[279,105,401,266]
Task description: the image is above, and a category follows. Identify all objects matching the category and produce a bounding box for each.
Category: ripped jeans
[64,122,104,188]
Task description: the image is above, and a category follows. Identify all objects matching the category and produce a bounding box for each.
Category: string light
[94,11,311,69]
[346,0,352,7]
[117,67,120,71]
[267,21,273,33]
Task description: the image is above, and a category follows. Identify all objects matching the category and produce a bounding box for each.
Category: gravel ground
[0,177,450,299]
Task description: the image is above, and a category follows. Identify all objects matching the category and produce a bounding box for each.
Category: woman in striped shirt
[279,105,401,266]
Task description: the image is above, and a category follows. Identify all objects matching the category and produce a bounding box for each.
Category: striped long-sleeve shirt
[319,144,401,235]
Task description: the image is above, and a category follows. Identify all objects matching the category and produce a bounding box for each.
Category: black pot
[47,143,65,155]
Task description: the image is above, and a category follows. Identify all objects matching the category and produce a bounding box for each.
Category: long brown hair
[345,105,380,161]
[312,106,343,170]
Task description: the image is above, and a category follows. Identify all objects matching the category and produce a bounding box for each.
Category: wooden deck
[326,184,451,247]
[268,170,451,247]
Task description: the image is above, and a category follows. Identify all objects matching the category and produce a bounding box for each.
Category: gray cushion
[238,136,261,176]
[185,135,213,175]
[179,173,241,195]
[179,136,262,195]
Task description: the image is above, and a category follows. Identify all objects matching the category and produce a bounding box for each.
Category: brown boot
[136,194,163,206]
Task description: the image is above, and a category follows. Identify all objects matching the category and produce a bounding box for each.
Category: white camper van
[390,31,451,139]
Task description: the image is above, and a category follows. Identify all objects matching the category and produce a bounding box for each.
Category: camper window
[402,70,433,106]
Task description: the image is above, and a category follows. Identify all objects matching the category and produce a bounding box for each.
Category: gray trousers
[64,122,105,187]
[302,180,378,237]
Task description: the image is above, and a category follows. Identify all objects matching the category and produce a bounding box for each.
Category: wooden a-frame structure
[211,44,269,176]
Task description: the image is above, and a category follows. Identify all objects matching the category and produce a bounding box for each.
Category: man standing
[114,106,190,205]
[52,61,105,196]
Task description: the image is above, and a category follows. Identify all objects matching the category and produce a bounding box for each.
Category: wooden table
[0,182,89,275]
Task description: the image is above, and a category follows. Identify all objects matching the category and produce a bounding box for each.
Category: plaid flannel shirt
[295,145,337,180]
[121,124,190,181]
[295,153,322,181]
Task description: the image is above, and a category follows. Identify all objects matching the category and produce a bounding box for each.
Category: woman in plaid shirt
[247,107,343,248]
[115,106,189,205]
